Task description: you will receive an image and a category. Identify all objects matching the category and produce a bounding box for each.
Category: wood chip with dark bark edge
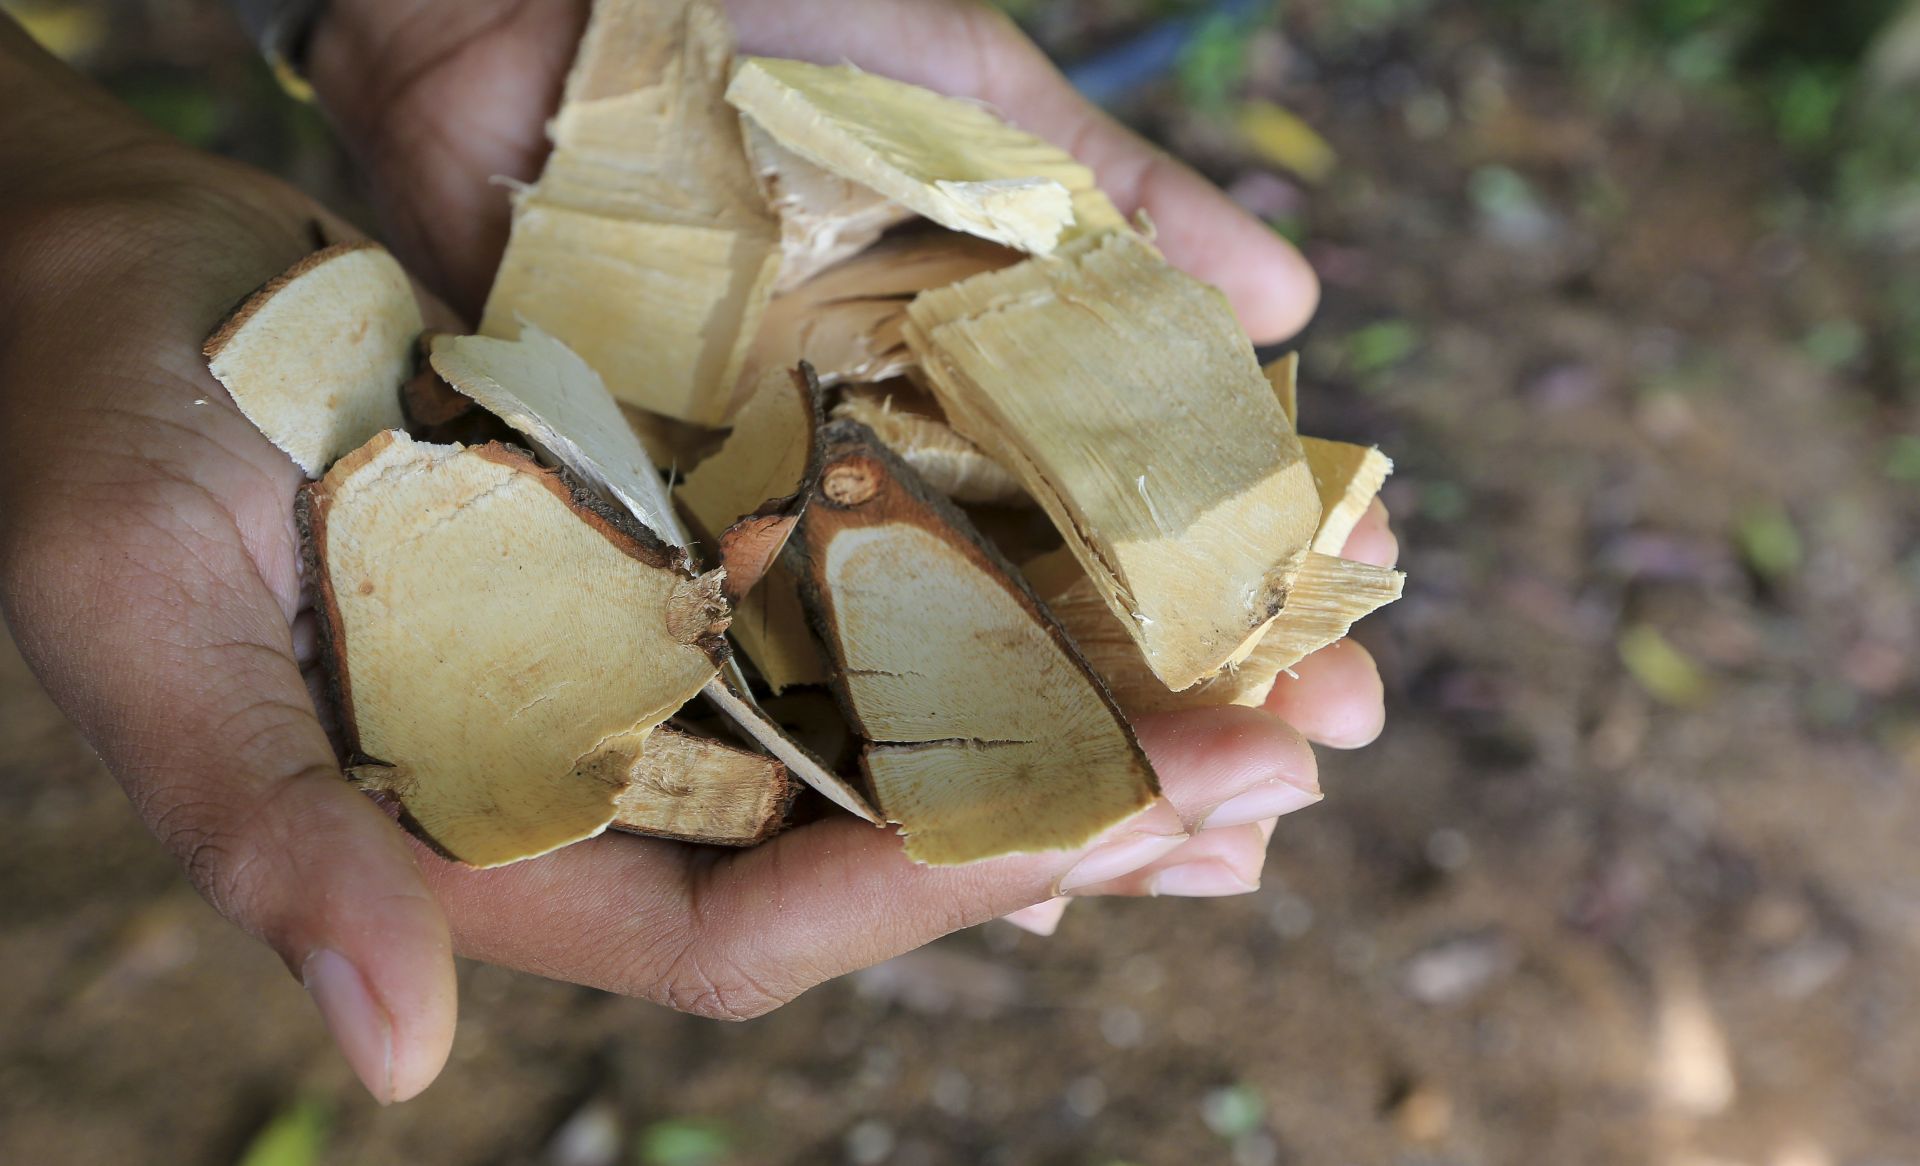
[204,240,418,477]
[796,420,1160,865]
[299,431,730,868]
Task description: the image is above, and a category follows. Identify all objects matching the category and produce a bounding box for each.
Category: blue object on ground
[1064,0,1269,105]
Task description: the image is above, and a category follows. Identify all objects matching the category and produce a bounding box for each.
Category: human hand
[0,0,1390,1113]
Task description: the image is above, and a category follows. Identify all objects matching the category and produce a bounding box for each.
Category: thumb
[0,480,456,1104]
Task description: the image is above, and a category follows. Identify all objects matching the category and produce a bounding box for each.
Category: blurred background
[3,0,1919,1163]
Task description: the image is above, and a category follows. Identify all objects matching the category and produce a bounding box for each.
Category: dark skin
[0,0,1392,1102]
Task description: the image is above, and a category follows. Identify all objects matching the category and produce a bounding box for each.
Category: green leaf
[1419,481,1470,524]
[1773,65,1848,149]
[1200,1084,1266,1139]
[1735,503,1802,580]
[1178,13,1255,112]
[1619,625,1711,707]
[1345,320,1421,375]
[1886,434,1920,484]
[1802,320,1867,369]
[636,1119,733,1166]
[236,1098,330,1166]
[109,75,224,148]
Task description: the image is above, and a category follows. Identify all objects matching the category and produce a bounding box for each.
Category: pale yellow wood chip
[1264,352,1299,427]
[907,231,1322,691]
[304,431,728,868]
[800,425,1158,865]
[484,204,778,426]
[675,365,816,582]
[728,557,830,692]
[608,727,792,845]
[726,57,1127,255]
[833,385,1024,505]
[1030,548,1404,715]
[737,232,1017,404]
[1303,437,1393,556]
[744,120,918,292]
[482,0,779,426]
[430,326,687,546]
[205,242,419,477]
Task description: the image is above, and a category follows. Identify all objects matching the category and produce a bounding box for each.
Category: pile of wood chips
[203,0,1404,870]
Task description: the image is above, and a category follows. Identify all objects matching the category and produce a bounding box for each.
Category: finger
[0,231,458,1103]
[725,0,1319,342]
[0,496,456,1103]
[1069,818,1278,898]
[1263,638,1387,749]
[1342,498,1398,568]
[414,704,1314,1018]
[1001,897,1071,936]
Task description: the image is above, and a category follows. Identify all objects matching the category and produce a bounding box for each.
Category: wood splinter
[431,324,690,548]
[798,421,1159,865]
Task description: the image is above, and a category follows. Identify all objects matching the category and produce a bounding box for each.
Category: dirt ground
[2,1,1917,1164]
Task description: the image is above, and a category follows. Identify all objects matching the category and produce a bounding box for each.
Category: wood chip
[744,119,917,292]
[726,57,1127,255]
[699,671,880,823]
[1303,437,1393,555]
[609,726,794,845]
[204,242,419,476]
[832,385,1024,505]
[739,232,1017,398]
[675,365,822,601]
[430,325,688,547]
[1264,352,1298,427]
[300,431,728,867]
[727,554,830,693]
[1030,548,1404,714]
[907,231,1322,690]
[798,421,1158,864]
[482,0,779,425]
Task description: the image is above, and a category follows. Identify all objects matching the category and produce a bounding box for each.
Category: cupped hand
[0,0,1391,1109]
[305,0,1393,1075]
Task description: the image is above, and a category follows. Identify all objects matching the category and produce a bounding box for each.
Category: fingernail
[1002,897,1071,937]
[1149,860,1260,898]
[303,949,394,1105]
[1056,830,1187,895]
[1200,781,1321,830]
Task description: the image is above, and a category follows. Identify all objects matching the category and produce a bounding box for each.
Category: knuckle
[151,791,265,921]
[659,946,789,1022]
[146,764,335,941]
